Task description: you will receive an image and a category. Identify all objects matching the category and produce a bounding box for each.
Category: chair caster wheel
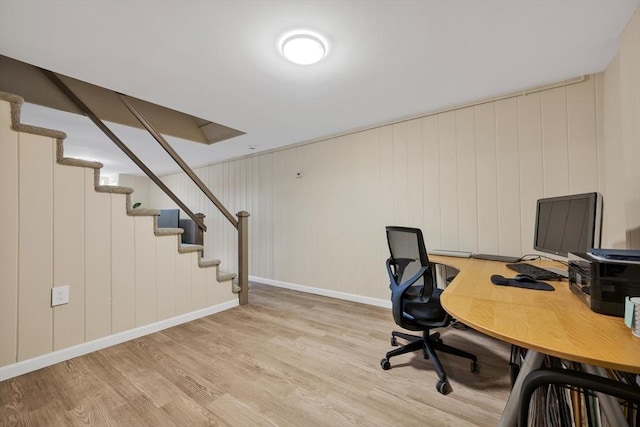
[471,361,480,374]
[436,380,452,395]
[390,336,398,346]
[380,358,391,370]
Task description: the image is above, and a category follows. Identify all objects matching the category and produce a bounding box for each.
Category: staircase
[0,91,239,380]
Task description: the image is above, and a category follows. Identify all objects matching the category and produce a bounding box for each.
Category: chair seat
[404,288,446,320]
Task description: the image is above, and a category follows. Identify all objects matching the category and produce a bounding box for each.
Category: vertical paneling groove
[406,120,424,227]
[53,164,85,350]
[474,103,499,254]
[438,112,458,248]
[541,87,570,195]
[517,93,543,255]
[495,98,522,256]
[456,107,478,253]
[422,116,441,249]
[18,133,54,360]
[84,169,111,341]
[392,122,409,225]
[603,56,625,247]
[134,216,157,326]
[567,79,598,193]
[111,194,135,333]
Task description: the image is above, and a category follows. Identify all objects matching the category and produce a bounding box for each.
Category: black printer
[568,250,640,317]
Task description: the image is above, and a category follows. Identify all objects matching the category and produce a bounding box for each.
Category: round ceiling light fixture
[281,31,327,65]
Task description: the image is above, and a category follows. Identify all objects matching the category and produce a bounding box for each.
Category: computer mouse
[514,274,537,283]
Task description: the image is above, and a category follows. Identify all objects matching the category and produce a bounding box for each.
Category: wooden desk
[432,256,640,425]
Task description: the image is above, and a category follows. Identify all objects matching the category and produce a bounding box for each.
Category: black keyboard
[506,263,563,281]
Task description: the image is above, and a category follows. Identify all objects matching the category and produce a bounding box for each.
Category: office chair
[381,226,479,395]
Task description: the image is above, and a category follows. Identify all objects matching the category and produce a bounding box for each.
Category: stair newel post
[237,211,250,305]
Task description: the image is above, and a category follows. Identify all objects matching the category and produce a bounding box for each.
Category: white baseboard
[249,275,391,309]
[0,299,238,381]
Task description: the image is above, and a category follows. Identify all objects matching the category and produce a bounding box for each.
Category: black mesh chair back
[385,226,436,327]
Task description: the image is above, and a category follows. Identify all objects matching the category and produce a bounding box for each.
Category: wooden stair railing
[42,69,250,305]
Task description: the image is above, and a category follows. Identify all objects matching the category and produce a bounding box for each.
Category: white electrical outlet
[51,285,70,306]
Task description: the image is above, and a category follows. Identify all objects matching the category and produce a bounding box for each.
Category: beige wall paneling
[259,154,274,279]
[328,135,361,293]
[134,216,157,326]
[53,163,85,350]
[118,174,151,209]
[84,170,112,341]
[273,147,296,284]
[145,74,610,302]
[191,258,208,311]
[391,122,410,226]
[474,103,499,255]
[264,153,276,279]
[205,266,220,305]
[456,107,478,253]
[594,73,606,230]
[355,129,388,298]
[541,87,570,196]
[619,8,640,248]
[151,175,175,210]
[222,161,238,272]
[302,140,329,290]
[211,163,229,271]
[18,133,54,360]
[175,252,192,315]
[378,125,395,240]
[0,101,19,366]
[438,111,459,249]
[210,162,224,264]
[422,116,442,250]
[406,119,425,228]
[495,98,523,256]
[248,155,261,277]
[270,152,284,280]
[156,236,177,321]
[567,77,599,193]
[111,197,136,333]
[603,55,625,247]
[517,92,544,255]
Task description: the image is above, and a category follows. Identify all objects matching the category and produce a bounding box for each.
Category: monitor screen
[533,192,602,258]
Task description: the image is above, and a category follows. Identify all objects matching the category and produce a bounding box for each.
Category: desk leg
[498,350,545,427]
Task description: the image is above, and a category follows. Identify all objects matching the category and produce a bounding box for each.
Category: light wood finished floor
[1,283,512,426]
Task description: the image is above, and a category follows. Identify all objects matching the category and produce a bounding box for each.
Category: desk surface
[434,256,640,374]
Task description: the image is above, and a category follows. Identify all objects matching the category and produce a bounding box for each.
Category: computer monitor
[533,192,603,258]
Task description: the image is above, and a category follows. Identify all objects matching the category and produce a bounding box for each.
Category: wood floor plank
[0,283,511,426]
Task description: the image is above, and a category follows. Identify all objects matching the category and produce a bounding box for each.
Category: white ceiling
[1,0,638,178]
